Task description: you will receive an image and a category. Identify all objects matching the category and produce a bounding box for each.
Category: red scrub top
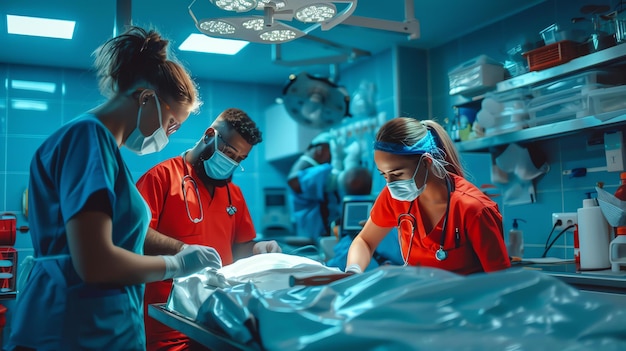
[136,156,256,350]
[370,173,510,275]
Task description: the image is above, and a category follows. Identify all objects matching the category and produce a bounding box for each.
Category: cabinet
[455,43,626,153]
[264,103,322,162]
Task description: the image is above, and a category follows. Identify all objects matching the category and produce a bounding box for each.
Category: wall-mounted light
[189,0,357,44]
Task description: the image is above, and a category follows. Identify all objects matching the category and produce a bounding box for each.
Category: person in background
[7,26,222,351]
[287,132,341,241]
[346,117,511,275]
[326,165,404,270]
[136,107,281,351]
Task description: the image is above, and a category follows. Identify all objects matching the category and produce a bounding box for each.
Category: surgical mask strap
[136,93,163,136]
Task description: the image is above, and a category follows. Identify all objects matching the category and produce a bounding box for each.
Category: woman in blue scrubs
[6,26,222,351]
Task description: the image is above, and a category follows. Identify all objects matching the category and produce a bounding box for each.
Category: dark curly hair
[219,108,262,145]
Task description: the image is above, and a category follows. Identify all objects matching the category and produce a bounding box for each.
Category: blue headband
[374,129,439,155]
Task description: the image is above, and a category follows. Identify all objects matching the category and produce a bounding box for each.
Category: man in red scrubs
[137,108,281,350]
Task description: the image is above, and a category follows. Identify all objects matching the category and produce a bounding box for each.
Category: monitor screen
[265,193,285,207]
[342,201,373,232]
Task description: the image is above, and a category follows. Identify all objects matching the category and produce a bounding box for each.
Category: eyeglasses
[134,89,183,136]
[155,96,182,136]
[215,132,246,166]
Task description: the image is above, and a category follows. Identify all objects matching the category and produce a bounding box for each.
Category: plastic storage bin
[588,84,626,121]
[477,88,532,136]
[527,85,594,126]
[531,69,625,98]
[448,55,505,96]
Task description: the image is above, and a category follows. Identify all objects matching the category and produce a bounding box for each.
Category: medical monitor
[341,196,374,236]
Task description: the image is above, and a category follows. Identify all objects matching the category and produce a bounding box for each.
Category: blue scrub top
[292,163,341,240]
[7,114,150,350]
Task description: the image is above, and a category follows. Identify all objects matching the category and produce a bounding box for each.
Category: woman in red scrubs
[346,117,510,275]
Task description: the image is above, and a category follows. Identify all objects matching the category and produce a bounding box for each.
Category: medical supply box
[477,88,532,136]
[527,69,626,126]
[448,55,506,96]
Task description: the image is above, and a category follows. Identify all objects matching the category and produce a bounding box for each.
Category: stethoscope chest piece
[226,205,237,216]
[435,247,448,261]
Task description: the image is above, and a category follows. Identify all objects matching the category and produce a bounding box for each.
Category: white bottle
[577,198,611,270]
[507,218,525,258]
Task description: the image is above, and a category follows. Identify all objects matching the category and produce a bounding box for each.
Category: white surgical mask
[387,157,428,202]
[203,132,239,180]
[126,93,168,155]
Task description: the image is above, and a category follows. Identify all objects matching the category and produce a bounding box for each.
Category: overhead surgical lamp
[189,0,358,43]
[282,71,351,129]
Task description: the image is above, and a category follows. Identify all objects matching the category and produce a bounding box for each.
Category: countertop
[513,261,626,293]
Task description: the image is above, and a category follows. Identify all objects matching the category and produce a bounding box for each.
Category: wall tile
[6,136,45,173]
[4,173,28,214]
[7,100,63,135]
[0,174,4,210]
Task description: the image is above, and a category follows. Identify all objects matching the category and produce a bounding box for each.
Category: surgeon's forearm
[346,236,373,271]
[67,211,169,285]
[144,227,185,256]
[232,241,256,261]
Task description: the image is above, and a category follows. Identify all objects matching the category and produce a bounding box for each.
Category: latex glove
[253,240,282,254]
[161,244,222,280]
[345,263,363,274]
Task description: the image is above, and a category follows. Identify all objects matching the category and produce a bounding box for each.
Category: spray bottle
[507,218,526,258]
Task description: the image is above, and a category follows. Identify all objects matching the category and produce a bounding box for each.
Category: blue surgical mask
[203,132,239,180]
[126,93,168,155]
[387,157,428,202]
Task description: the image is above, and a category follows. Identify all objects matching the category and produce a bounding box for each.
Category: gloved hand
[161,244,222,280]
[252,240,282,254]
[345,263,363,274]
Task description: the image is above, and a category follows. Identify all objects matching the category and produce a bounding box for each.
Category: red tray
[523,40,588,71]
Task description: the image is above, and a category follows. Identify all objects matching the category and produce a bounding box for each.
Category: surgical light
[260,29,297,42]
[295,4,337,23]
[242,19,265,31]
[188,0,357,44]
[200,20,236,34]
[211,0,257,12]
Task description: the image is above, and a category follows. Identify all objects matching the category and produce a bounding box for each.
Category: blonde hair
[375,117,465,178]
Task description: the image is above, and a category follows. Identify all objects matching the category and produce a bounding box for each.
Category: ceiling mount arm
[271,34,371,67]
[340,0,420,40]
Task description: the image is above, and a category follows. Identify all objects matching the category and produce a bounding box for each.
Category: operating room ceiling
[1,0,547,84]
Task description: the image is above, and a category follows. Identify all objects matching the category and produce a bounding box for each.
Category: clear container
[587,85,626,121]
[531,70,624,98]
[528,85,596,126]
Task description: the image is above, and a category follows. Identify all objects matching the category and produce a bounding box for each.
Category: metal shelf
[456,113,626,152]
[497,42,626,93]
[453,42,626,153]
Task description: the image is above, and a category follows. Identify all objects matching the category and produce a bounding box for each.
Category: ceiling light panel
[7,14,76,39]
[179,33,249,55]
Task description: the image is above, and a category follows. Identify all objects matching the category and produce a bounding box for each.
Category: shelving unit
[454,42,626,153]
[457,112,626,152]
